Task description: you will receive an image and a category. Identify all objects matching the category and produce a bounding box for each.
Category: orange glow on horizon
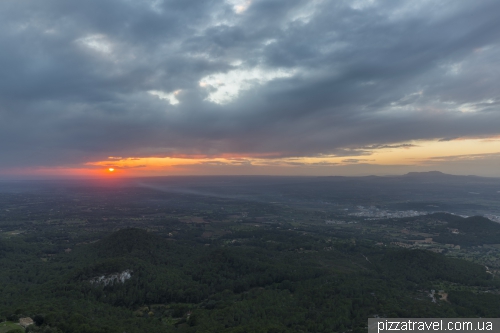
[3,137,498,178]
[83,137,500,176]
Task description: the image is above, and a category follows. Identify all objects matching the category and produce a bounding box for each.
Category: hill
[1,227,500,333]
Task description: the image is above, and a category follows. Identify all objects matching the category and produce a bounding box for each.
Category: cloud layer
[1,0,500,168]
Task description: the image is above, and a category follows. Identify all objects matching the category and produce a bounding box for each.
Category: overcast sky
[1,0,500,177]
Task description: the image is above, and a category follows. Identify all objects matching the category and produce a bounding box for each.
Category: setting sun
[108,168,115,172]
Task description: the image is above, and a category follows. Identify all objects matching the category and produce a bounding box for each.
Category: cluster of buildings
[484,214,500,223]
[349,206,427,219]
[325,220,357,225]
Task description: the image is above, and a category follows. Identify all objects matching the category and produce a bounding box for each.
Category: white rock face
[90,269,132,286]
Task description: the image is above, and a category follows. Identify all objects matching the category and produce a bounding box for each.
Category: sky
[1,0,500,178]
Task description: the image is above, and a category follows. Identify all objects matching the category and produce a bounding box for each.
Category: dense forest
[1,226,499,333]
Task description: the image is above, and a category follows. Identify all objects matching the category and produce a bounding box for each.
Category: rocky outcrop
[90,269,132,286]
[19,317,34,328]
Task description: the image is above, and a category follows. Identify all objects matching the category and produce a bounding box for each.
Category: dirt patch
[438,292,449,302]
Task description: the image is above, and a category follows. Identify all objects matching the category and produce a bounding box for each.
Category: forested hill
[427,213,500,246]
[1,228,500,333]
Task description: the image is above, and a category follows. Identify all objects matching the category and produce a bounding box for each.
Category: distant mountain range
[401,171,477,178]
[380,171,500,182]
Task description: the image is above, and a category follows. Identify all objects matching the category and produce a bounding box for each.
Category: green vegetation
[0,322,23,333]
[1,227,499,333]
[1,177,500,332]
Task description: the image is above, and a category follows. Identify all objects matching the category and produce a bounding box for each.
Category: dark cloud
[423,152,500,162]
[361,144,419,150]
[341,159,374,164]
[102,164,147,169]
[438,137,460,142]
[1,0,500,168]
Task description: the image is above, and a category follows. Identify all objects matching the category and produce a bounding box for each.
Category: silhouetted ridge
[401,171,486,180]
[403,171,448,177]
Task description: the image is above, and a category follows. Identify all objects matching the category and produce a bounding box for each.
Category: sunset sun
[1,0,500,179]
[1,0,500,331]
